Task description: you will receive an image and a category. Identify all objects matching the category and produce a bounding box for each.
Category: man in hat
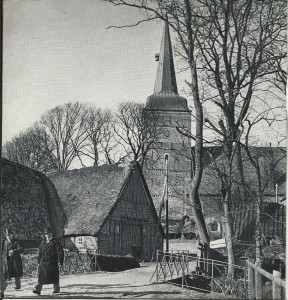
[4,230,23,290]
[33,228,64,295]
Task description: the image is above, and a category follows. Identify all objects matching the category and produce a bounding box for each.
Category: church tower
[143,23,192,220]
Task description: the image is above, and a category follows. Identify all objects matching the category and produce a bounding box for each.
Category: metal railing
[152,250,246,297]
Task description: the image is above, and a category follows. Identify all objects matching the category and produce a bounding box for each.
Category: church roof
[146,22,189,112]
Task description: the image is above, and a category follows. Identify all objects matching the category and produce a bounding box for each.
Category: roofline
[95,161,165,238]
[134,162,166,238]
[144,108,191,113]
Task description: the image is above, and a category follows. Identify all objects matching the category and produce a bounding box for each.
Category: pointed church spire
[153,22,178,94]
[145,22,188,111]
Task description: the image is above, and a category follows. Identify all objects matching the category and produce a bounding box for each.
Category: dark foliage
[91,254,140,272]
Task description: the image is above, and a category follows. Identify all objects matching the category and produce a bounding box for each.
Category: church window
[209,222,220,232]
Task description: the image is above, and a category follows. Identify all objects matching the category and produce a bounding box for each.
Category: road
[4,262,233,299]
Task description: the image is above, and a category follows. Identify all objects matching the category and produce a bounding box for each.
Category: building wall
[98,167,163,260]
[143,110,192,220]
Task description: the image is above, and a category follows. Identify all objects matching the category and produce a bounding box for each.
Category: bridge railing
[153,250,246,296]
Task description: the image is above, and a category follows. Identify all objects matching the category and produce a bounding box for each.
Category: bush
[213,276,246,299]
[92,254,140,272]
[21,253,38,278]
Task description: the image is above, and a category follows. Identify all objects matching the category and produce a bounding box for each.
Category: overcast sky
[3,0,174,144]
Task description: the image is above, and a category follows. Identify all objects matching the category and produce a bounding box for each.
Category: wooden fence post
[247,259,255,299]
[273,270,282,300]
[255,260,262,300]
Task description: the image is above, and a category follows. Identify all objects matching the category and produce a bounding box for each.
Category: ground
[4,263,234,299]
[4,240,233,299]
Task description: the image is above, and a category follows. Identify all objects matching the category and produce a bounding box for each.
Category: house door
[131,225,142,261]
[120,223,142,260]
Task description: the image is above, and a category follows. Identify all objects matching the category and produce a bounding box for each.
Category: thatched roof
[49,162,155,237]
[1,158,66,239]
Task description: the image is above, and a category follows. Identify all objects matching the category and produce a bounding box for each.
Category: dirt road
[4,262,233,299]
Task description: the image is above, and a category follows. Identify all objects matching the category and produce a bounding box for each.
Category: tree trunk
[223,197,235,278]
[255,166,263,264]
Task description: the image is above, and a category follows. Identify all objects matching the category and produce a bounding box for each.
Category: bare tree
[76,106,116,166]
[39,102,87,171]
[114,101,162,166]
[2,126,55,173]
[106,0,286,275]
[240,116,286,265]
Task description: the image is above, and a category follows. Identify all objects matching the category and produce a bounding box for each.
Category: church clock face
[164,130,170,137]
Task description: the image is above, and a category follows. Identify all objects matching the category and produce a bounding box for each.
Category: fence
[247,259,286,300]
[60,250,99,275]
[152,250,246,297]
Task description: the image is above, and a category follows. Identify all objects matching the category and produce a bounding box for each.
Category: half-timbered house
[48,162,164,261]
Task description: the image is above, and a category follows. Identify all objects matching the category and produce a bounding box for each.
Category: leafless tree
[106,0,286,275]
[114,101,162,166]
[76,106,116,166]
[38,102,87,171]
[239,116,286,266]
[2,126,56,173]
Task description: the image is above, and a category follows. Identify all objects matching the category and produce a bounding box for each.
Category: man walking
[5,230,23,290]
[33,228,64,295]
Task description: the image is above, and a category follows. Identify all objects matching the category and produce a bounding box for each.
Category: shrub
[21,253,38,278]
[92,254,140,272]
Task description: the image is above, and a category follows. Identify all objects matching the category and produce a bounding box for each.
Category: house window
[143,227,147,236]
[209,222,220,232]
[115,225,120,234]
[78,237,83,245]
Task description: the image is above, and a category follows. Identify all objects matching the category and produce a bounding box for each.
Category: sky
[2,0,175,144]
[2,0,286,146]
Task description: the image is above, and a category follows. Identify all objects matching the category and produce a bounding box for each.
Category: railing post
[247,259,255,299]
[156,250,159,282]
[181,255,184,289]
[244,265,247,300]
[272,270,282,300]
[255,260,262,300]
[211,260,214,293]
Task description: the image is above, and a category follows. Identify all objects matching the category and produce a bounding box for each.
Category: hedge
[92,254,140,272]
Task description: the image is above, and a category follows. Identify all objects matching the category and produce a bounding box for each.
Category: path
[4,262,232,299]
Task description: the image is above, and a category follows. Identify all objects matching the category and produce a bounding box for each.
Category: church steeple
[154,22,178,94]
[146,22,188,112]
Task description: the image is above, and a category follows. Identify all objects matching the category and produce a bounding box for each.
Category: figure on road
[4,229,24,290]
[33,228,64,296]
[0,235,8,298]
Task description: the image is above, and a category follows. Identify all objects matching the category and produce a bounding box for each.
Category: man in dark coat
[33,229,64,295]
[0,236,8,298]
[4,230,23,290]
